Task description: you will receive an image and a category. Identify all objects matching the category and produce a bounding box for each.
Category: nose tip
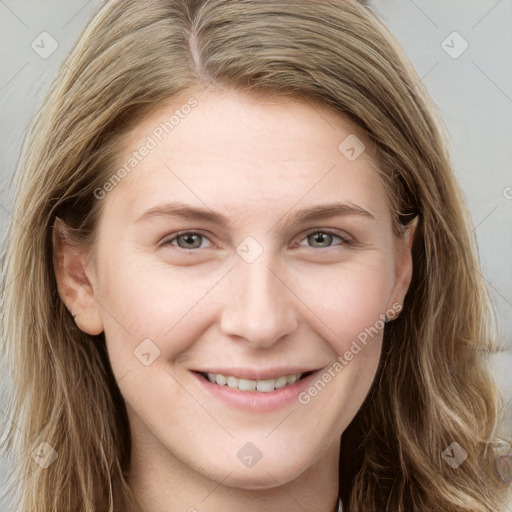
[219,262,298,348]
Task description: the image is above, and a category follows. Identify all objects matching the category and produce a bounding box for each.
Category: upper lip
[192,367,320,380]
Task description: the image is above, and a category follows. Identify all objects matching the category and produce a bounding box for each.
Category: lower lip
[191,370,321,412]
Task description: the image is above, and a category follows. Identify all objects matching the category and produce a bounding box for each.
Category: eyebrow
[134,200,375,232]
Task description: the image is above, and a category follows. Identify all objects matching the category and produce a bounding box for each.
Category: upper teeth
[206,372,303,392]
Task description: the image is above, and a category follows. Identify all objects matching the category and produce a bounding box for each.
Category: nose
[219,252,298,349]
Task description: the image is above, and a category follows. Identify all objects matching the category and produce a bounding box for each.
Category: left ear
[52,217,104,336]
[387,217,418,312]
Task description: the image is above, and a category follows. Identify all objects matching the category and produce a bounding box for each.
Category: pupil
[311,233,331,247]
[181,234,200,248]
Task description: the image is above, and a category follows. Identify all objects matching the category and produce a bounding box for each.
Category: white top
[338,498,343,511]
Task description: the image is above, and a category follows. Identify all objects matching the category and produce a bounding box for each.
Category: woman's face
[63,89,413,490]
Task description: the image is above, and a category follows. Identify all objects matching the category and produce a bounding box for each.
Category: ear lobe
[52,217,104,336]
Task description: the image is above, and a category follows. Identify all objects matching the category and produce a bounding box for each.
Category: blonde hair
[1,0,510,510]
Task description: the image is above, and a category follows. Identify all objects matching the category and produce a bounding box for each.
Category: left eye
[296,230,350,249]
[161,230,350,250]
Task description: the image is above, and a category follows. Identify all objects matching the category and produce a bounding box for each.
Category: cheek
[95,253,225,369]
[291,256,394,355]
[290,261,391,424]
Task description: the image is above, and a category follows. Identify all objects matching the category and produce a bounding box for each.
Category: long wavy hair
[1,0,510,510]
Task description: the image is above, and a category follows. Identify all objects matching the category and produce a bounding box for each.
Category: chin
[207,458,309,490]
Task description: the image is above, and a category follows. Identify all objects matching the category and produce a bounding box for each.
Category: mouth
[196,370,314,392]
[191,367,323,412]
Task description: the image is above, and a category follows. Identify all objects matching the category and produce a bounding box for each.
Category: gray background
[1,0,511,508]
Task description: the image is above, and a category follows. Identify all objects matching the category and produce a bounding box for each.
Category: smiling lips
[193,368,321,412]
[202,371,309,392]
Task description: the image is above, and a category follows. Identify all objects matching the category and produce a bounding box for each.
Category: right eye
[160,231,214,250]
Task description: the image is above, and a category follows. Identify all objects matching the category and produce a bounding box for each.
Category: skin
[54,88,415,512]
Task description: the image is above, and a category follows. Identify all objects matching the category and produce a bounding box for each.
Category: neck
[125,420,340,512]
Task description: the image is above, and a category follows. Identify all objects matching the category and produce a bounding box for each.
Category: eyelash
[160,229,353,251]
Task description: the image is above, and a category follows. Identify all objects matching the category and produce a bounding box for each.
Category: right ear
[52,217,104,335]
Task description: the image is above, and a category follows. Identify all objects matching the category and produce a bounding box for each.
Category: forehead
[104,89,388,223]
